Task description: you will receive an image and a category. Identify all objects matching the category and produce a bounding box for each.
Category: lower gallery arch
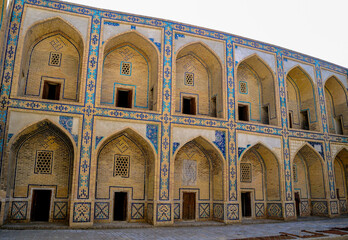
[293,145,327,217]
[95,129,155,223]
[240,144,282,219]
[174,137,224,222]
[7,120,74,223]
[334,149,348,214]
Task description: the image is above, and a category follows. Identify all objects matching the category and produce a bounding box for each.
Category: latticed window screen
[35,151,53,174]
[293,164,298,182]
[114,155,130,177]
[240,163,252,182]
[185,73,194,86]
[240,81,247,94]
[121,62,131,76]
[49,52,62,66]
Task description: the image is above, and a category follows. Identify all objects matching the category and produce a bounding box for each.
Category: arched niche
[175,42,223,118]
[17,17,84,102]
[292,144,326,217]
[236,55,278,126]
[173,137,224,221]
[324,76,348,135]
[286,66,319,131]
[101,31,159,111]
[95,128,155,223]
[6,120,74,223]
[240,143,282,219]
[333,148,348,213]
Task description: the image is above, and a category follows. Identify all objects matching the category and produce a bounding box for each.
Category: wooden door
[183,192,195,220]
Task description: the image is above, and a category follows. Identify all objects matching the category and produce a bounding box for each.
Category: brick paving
[2,217,348,239]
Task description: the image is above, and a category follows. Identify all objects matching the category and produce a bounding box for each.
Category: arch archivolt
[239,143,282,219]
[172,136,225,221]
[3,119,75,222]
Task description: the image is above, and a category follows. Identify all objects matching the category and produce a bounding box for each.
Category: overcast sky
[63,0,347,68]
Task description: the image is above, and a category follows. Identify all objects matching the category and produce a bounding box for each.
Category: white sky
[63,0,347,68]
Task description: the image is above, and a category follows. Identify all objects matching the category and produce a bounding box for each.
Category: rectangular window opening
[43,82,61,100]
[183,97,196,115]
[300,110,309,130]
[238,104,249,121]
[261,106,269,125]
[116,89,132,108]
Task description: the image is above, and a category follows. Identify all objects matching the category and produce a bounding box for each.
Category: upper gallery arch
[15,17,85,102]
[174,41,224,118]
[99,31,160,111]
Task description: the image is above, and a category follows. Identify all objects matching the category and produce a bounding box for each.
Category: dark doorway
[300,110,309,130]
[238,105,249,121]
[211,96,217,117]
[182,192,195,220]
[31,190,51,221]
[335,117,343,135]
[295,192,300,217]
[114,192,127,221]
[261,106,269,125]
[241,192,251,217]
[183,97,196,115]
[116,89,132,108]
[43,82,61,100]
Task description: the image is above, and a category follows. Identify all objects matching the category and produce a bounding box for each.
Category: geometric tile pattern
[227,203,239,220]
[255,202,265,217]
[53,201,67,220]
[312,201,328,215]
[131,203,144,219]
[213,130,226,158]
[301,200,310,216]
[146,124,158,152]
[199,203,210,218]
[174,203,180,219]
[285,203,295,217]
[340,200,347,213]
[267,203,282,218]
[73,202,91,222]
[213,203,224,220]
[157,203,171,222]
[11,201,27,220]
[59,116,73,134]
[94,202,109,220]
[330,201,338,215]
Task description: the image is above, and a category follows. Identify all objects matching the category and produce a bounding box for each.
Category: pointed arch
[95,127,156,222]
[5,119,75,222]
[324,76,348,134]
[236,54,278,126]
[100,31,160,111]
[175,41,224,118]
[286,65,318,131]
[240,143,281,201]
[17,17,84,101]
[173,136,224,221]
[333,148,348,213]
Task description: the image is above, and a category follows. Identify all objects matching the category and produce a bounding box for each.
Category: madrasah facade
[0,0,347,227]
